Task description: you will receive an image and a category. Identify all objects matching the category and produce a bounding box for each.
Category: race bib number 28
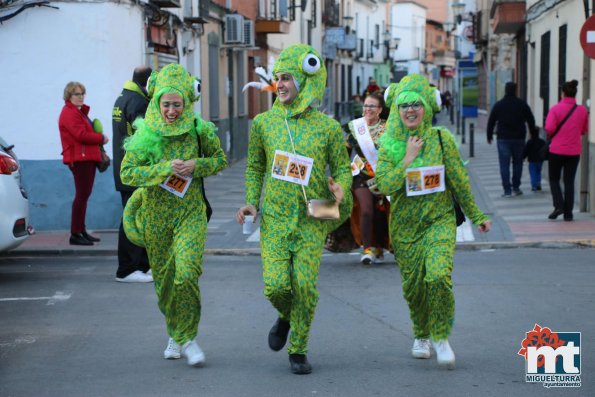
[271,150,314,186]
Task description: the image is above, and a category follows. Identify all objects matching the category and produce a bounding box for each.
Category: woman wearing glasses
[342,91,391,264]
[376,75,491,369]
[58,82,109,246]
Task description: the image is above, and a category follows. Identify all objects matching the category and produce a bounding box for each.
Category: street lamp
[383,30,401,62]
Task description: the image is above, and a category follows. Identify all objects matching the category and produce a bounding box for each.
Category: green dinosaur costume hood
[271,44,326,118]
[124,64,204,165]
[143,63,201,137]
[380,74,441,167]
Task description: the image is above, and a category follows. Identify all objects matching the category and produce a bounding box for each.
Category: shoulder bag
[437,130,465,227]
[538,104,578,161]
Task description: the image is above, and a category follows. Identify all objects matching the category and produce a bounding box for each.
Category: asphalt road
[1,249,594,397]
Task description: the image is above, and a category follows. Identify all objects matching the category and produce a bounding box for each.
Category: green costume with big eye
[246,44,352,354]
[121,64,227,345]
[376,74,489,341]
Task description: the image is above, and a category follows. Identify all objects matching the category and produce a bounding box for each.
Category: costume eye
[194,79,201,95]
[302,54,321,74]
[435,89,442,107]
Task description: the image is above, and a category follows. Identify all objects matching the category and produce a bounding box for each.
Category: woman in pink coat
[545,80,589,221]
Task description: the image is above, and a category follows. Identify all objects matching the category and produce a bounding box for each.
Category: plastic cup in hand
[243,215,254,235]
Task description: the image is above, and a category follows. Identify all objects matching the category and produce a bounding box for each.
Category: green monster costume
[121,64,227,345]
[245,45,352,355]
[375,75,489,341]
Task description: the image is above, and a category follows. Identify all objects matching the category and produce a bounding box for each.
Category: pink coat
[545,97,588,156]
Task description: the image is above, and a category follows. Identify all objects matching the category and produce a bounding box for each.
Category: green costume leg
[261,218,324,355]
[287,227,323,354]
[397,218,455,341]
[261,217,293,321]
[144,204,205,346]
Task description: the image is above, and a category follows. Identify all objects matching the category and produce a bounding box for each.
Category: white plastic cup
[243,215,254,234]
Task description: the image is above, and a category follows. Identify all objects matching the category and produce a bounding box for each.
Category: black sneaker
[69,233,93,246]
[289,354,312,374]
[512,189,523,196]
[268,318,290,351]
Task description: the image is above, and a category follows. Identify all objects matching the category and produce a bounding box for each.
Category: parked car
[0,135,29,252]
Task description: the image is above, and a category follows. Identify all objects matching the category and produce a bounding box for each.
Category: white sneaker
[146,269,152,276]
[374,248,385,264]
[164,338,181,359]
[411,338,431,359]
[182,340,205,367]
[360,248,374,265]
[432,339,456,369]
[115,270,153,283]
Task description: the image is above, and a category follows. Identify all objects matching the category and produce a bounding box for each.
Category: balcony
[255,19,290,34]
[433,50,456,68]
[150,0,180,8]
[490,0,526,34]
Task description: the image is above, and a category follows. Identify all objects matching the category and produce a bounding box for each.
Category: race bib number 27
[405,165,445,196]
[159,174,192,198]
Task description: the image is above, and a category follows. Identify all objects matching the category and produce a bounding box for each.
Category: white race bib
[405,165,445,196]
[159,174,192,198]
[271,150,314,186]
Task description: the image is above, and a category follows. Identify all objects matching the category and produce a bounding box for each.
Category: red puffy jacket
[59,101,105,165]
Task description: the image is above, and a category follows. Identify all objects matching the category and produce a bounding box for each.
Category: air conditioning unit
[243,20,255,47]
[224,14,244,44]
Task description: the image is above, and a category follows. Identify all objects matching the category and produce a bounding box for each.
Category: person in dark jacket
[112,66,153,283]
[522,127,546,192]
[487,82,536,197]
[59,82,109,246]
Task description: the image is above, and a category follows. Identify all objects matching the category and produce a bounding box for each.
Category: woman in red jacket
[545,80,589,221]
[59,82,109,245]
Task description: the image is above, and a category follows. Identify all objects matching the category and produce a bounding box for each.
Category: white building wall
[526,0,586,126]
[391,2,426,75]
[352,0,387,89]
[0,2,145,161]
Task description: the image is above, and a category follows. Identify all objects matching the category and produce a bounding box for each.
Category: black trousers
[548,153,580,217]
[116,190,150,278]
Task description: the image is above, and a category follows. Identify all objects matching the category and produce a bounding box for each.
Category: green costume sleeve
[120,150,173,187]
[245,115,266,209]
[376,145,408,195]
[192,119,228,178]
[328,121,352,194]
[440,130,489,225]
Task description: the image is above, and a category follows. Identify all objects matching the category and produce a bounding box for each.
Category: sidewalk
[7,112,595,256]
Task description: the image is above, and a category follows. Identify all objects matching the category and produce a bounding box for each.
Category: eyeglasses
[71,92,85,97]
[398,102,422,111]
[363,104,380,109]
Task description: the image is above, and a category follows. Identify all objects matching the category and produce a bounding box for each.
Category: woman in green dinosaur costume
[375,74,492,369]
[120,64,227,367]
[236,44,352,375]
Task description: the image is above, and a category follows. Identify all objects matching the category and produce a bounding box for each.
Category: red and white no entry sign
[580,15,595,59]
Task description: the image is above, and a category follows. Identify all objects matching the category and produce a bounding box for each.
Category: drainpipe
[580,1,593,212]
[228,48,234,161]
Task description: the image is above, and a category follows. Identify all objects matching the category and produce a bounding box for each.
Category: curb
[3,240,595,257]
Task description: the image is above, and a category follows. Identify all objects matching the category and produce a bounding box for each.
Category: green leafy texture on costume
[375,74,488,341]
[246,44,352,354]
[121,64,227,345]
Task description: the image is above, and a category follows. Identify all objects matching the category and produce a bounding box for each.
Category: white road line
[0,291,72,305]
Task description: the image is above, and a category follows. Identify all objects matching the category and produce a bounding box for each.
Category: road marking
[0,291,72,305]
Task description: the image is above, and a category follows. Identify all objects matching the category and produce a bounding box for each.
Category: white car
[0,135,29,252]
